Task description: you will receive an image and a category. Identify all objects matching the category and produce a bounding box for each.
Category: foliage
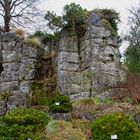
[100,19,114,33]
[0,107,50,139]
[0,91,12,101]
[43,120,87,140]
[30,82,51,106]
[51,128,87,140]
[48,94,72,113]
[73,98,95,112]
[24,37,41,48]
[124,3,140,46]
[124,4,140,74]
[31,30,59,44]
[46,120,72,136]
[71,119,92,139]
[72,98,96,119]
[91,112,140,140]
[93,8,120,35]
[125,45,140,73]
[45,3,88,38]
[0,91,13,114]
[45,11,63,32]
[63,3,88,37]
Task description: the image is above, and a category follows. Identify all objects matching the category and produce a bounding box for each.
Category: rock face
[57,13,126,100]
[0,33,41,115]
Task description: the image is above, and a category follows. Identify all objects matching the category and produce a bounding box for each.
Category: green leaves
[125,45,140,74]
[45,3,88,38]
[91,112,140,140]
[45,11,63,31]
[93,8,120,35]
[48,94,72,113]
[0,107,50,139]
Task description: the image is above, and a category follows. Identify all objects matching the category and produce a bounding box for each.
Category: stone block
[0,81,19,92]
[1,71,19,82]
[20,81,31,94]
[58,62,79,71]
[3,62,19,71]
[3,41,17,51]
[2,51,19,63]
[7,91,29,111]
[59,36,78,52]
[88,13,101,26]
[58,51,79,64]
[22,45,39,58]
[3,32,16,41]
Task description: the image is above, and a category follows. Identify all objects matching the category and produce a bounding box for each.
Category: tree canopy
[45,3,88,37]
[125,3,140,73]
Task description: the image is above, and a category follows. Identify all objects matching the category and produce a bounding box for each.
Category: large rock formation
[57,13,126,100]
[0,13,126,114]
[0,33,41,115]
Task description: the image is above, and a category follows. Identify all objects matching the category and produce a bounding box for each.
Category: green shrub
[125,45,140,74]
[91,112,140,140]
[48,94,72,113]
[45,3,88,38]
[31,30,59,44]
[0,107,50,139]
[93,8,120,35]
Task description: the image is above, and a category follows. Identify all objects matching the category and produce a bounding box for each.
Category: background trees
[125,3,140,73]
[0,0,39,32]
[45,3,88,37]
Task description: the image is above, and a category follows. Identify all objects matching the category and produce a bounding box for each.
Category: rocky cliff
[0,12,126,114]
[0,33,42,114]
[57,13,126,100]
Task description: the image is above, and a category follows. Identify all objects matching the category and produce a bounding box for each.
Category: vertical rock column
[57,30,92,99]
[0,33,40,115]
[58,31,81,96]
[57,13,126,100]
[0,33,21,114]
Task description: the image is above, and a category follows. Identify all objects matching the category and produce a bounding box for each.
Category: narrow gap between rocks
[0,62,3,76]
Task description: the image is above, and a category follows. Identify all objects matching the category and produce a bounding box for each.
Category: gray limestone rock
[20,81,31,94]
[88,13,101,26]
[3,32,16,41]
[0,36,41,114]
[57,12,126,100]
[22,45,39,58]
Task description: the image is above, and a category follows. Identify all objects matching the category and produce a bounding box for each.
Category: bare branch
[0,1,4,8]
[0,0,40,32]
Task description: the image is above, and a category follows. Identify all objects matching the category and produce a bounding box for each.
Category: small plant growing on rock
[0,91,13,114]
[48,94,72,113]
[91,112,140,140]
[24,37,41,48]
[15,28,25,37]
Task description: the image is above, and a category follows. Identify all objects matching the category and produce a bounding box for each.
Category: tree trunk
[4,1,11,32]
